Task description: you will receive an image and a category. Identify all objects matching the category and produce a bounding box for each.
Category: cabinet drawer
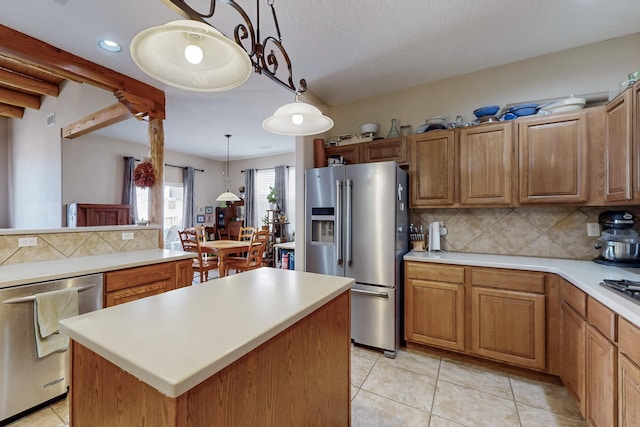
[587,297,617,342]
[470,268,545,294]
[619,316,640,361]
[561,280,587,317]
[105,282,172,306]
[405,262,465,284]
[105,263,175,292]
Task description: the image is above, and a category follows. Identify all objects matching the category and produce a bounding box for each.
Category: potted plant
[262,214,270,230]
[267,186,279,209]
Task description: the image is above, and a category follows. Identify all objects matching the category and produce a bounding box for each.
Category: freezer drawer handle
[351,288,389,298]
[3,283,97,304]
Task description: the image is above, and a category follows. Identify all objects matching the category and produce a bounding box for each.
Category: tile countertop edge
[0,249,195,289]
[60,269,355,398]
[0,225,161,235]
[404,251,640,328]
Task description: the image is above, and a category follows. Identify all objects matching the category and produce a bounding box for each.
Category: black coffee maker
[593,211,640,267]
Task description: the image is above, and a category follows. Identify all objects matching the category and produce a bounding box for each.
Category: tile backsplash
[412,207,640,260]
[0,228,160,265]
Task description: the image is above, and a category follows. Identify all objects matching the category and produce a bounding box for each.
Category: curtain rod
[240,165,292,173]
[133,157,204,172]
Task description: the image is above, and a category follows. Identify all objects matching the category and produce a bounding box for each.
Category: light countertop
[59,268,354,398]
[0,249,195,289]
[404,251,640,327]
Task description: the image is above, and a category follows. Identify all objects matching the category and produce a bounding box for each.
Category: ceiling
[1,0,640,160]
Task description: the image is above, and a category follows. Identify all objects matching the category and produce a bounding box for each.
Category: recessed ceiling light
[98,39,121,52]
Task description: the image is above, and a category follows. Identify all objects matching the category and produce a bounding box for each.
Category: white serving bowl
[359,123,379,134]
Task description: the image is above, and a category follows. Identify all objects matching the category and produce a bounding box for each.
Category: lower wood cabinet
[471,286,545,369]
[618,354,640,427]
[104,259,193,307]
[560,301,586,416]
[405,262,465,351]
[585,323,617,427]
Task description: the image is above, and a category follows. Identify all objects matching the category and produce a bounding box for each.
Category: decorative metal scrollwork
[163,0,306,94]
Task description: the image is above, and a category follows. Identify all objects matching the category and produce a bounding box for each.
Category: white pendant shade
[216,191,241,202]
[130,20,252,92]
[262,101,334,136]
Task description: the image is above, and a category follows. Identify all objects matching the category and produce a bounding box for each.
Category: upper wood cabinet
[633,81,640,201]
[409,130,456,207]
[363,137,408,165]
[458,122,514,205]
[325,144,362,164]
[603,89,633,203]
[518,111,589,204]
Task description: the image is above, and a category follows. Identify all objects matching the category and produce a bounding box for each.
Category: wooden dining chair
[179,228,218,283]
[223,229,270,276]
[238,227,256,242]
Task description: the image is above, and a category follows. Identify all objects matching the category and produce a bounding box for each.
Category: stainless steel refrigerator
[305,161,408,357]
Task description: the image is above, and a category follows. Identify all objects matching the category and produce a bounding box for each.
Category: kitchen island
[59,268,353,426]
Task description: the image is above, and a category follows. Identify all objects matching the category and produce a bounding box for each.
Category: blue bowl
[510,103,539,117]
[473,105,500,118]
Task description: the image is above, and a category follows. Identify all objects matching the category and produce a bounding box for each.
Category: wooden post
[148,117,165,248]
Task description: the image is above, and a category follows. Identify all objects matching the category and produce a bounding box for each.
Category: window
[253,167,295,240]
[135,184,184,250]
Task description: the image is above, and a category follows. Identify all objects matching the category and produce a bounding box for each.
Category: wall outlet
[587,223,600,237]
[122,232,134,240]
[18,237,38,247]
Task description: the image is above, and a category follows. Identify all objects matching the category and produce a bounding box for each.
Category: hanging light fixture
[131,0,334,135]
[130,20,252,92]
[262,92,334,136]
[216,134,241,202]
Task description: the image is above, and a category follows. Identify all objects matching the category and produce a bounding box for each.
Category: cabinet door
[619,354,640,427]
[518,112,588,204]
[560,301,586,416]
[175,259,193,288]
[363,137,407,165]
[471,287,545,369]
[325,144,361,164]
[604,89,633,202]
[405,278,465,351]
[459,122,513,205]
[409,130,455,207]
[585,324,617,427]
[633,81,640,200]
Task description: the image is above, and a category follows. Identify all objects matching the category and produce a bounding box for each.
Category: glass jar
[387,118,400,138]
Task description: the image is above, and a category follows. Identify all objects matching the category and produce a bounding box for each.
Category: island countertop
[0,249,195,289]
[59,268,354,398]
[404,251,640,327]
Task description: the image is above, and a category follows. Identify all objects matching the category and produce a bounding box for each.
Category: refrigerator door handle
[351,288,389,298]
[346,178,353,266]
[336,179,343,265]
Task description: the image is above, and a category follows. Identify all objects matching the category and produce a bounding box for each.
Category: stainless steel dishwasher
[0,273,103,424]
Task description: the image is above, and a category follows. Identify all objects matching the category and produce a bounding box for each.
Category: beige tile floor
[8,345,585,427]
[351,345,587,427]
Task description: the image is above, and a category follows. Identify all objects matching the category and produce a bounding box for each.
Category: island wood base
[69,291,351,426]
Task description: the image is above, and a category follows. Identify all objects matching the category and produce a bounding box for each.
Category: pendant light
[216,134,241,202]
[130,20,252,92]
[262,93,334,136]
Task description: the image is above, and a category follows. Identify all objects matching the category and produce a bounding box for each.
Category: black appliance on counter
[593,210,640,268]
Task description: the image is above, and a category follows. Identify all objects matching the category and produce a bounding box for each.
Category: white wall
[62,134,225,226]
[328,33,640,138]
[229,152,296,194]
[9,81,115,228]
[0,117,8,228]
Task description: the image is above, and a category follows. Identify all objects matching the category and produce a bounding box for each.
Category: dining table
[200,239,252,278]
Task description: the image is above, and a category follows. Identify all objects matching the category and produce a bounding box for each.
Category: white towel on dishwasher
[34,288,79,358]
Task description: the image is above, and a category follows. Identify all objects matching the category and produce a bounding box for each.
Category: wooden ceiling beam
[0,102,24,119]
[0,67,60,97]
[62,102,132,139]
[0,25,165,118]
[0,86,40,109]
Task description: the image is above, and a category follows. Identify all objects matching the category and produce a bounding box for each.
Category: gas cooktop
[600,279,640,305]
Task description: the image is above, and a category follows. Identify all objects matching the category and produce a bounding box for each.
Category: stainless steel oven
[0,273,103,424]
